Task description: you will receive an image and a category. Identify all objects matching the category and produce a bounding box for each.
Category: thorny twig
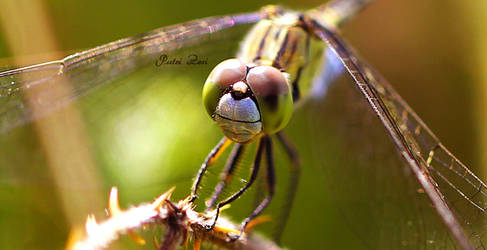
[71,187,281,250]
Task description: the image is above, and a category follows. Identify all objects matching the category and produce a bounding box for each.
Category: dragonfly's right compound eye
[202,59,247,116]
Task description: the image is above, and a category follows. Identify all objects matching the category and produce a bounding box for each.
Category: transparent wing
[307,17,485,249]
[3,1,483,249]
[0,12,261,133]
[0,15,266,249]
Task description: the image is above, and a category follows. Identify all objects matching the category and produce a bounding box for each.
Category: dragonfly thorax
[237,12,309,99]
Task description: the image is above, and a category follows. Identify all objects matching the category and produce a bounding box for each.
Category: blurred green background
[0,0,486,249]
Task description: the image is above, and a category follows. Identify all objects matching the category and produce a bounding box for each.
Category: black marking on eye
[262,94,279,112]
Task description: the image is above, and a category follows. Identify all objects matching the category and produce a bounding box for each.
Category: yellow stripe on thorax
[237,13,309,89]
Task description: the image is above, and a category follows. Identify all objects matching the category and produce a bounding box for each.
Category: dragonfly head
[202,59,293,143]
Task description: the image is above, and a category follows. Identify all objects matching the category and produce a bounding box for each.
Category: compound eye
[203,59,247,116]
[246,66,293,134]
[246,66,289,98]
[208,59,246,89]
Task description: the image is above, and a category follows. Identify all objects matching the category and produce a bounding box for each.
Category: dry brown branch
[70,187,281,250]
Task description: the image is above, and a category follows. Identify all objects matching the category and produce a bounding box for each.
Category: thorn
[193,236,202,250]
[85,214,98,235]
[152,187,175,210]
[128,231,146,245]
[109,187,122,216]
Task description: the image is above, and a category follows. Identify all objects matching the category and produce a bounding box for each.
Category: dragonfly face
[203,58,293,143]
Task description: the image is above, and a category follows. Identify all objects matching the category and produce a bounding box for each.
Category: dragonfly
[0,0,484,249]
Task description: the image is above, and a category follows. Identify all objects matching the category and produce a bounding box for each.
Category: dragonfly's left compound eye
[246,65,293,135]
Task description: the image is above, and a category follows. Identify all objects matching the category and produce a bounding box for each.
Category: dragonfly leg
[229,136,276,241]
[206,138,265,231]
[190,137,231,202]
[273,132,301,243]
[205,144,245,212]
